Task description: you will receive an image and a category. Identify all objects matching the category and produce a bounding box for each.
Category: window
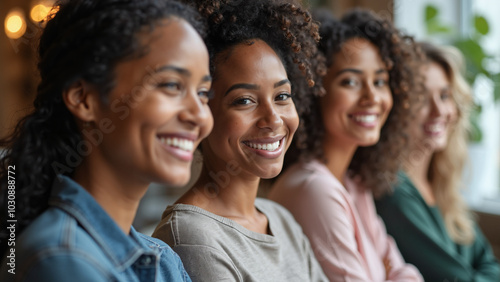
[395,0,500,214]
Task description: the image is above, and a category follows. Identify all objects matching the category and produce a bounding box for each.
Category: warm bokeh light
[4,9,26,39]
[6,15,23,33]
[30,4,50,22]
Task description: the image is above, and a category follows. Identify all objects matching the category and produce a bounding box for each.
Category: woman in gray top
[152,0,327,281]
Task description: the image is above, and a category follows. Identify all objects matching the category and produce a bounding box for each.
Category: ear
[62,80,101,124]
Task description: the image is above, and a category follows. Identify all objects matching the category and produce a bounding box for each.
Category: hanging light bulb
[30,0,57,23]
[4,8,26,39]
[30,4,50,22]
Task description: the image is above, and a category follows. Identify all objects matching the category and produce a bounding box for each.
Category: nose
[178,90,212,129]
[429,94,445,117]
[256,102,283,131]
[360,83,380,106]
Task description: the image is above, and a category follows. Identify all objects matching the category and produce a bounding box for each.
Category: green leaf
[425,5,438,21]
[474,15,489,35]
[469,104,483,142]
[427,20,452,35]
[492,73,500,102]
[454,39,488,75]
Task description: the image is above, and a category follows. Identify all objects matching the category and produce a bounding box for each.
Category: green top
[375,172,500,282]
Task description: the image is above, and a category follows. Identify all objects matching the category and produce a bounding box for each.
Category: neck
[322,137,357,185]
[404,141,433,184]
[73,157,148,235]
[179,162,261,218]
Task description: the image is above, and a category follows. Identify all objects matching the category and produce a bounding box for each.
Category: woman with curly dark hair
[152,0,327,281]
[0,0,213,280]
[269,8,424,281]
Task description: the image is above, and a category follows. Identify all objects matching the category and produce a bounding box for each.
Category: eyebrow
[155,65,191,76]
[335,68,388,76]
[224,79,291,96]
[155,65,212,82]
[274,79,291,88]
[224,83,259,96]
[202,75,212,82]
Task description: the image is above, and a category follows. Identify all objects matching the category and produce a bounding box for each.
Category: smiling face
[202,39,299,179]
[92,18,213,186]
[321,37,393,149]
[412,62,458,152]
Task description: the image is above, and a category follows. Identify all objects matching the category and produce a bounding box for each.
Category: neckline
[169,199,277,244]
[400,172,438,208]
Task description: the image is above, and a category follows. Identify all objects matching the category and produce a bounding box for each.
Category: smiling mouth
[424,123,445,135]
[158,137,194,152]
[242,137,284,152]
[349,114,378,123]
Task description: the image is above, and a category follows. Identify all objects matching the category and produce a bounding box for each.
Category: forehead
[214,40,286,80]
[332,37,385,69]
[423,62,449,85]
[138,18,207,63]
[113,18,208,80]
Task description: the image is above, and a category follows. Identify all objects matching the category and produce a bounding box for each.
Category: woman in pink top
[269,9,424,281]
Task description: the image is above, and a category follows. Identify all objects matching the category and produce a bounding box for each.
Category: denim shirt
[0,175,191,282]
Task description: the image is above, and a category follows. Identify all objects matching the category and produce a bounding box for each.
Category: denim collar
[49,175,156,270]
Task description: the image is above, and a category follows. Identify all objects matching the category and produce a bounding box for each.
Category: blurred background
[0,0,499,256]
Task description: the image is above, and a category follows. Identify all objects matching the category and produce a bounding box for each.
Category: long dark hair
[0,0,204,256]
[294,8,423,196]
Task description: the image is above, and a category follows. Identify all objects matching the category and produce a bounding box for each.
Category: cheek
[286,106,299,134]
[199,106,214,140]
[384,91,394,113]
[448,104,459,122]
[211,111,246,141]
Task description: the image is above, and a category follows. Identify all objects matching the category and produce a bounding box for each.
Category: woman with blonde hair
[376,42,500,282]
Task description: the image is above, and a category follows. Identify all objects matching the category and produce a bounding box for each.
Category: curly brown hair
[293,8,423,196]
[180,0,326,145]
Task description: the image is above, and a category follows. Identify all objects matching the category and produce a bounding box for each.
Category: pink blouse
[268,160,423,282]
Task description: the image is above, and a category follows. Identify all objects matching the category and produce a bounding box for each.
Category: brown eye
[374,79,388,87]
[231,97,253,106]
[341,78,358,87]
[158,81,182,94]
[198,89,213,104]
[275,93,292,101]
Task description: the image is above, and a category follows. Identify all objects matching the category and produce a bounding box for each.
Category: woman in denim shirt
[0,0,213,281]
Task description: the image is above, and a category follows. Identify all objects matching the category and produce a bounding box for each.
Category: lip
[242,136,286,159]
[423,121,447,137]
[157,132,198,162]
[348,112,380,129]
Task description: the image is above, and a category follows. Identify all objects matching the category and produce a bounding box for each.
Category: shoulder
[8,250,113,282]
[153,204,241,249]
[16,208,101,257]
[255,198,297,224]
[378,172,420,207]
[11,209,113,281]
[270,160,346,205]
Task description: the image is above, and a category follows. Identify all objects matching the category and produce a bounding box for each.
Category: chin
[159,171,191,187]
[256,166,282,179]
[358,138,380,147]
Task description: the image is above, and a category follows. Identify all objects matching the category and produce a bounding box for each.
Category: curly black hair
[294,8,423,197]
[0,0,204,256]
[180,0,326,148]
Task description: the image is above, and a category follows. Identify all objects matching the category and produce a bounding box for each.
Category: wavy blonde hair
[421,42,475,244]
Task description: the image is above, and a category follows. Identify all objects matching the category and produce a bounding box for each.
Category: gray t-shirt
[152,198,327,282]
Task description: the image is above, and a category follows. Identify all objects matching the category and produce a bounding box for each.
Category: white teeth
[425,123,444,133]
[159,137,194,151]
[246,140,280,151]
[352,115,377,123]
